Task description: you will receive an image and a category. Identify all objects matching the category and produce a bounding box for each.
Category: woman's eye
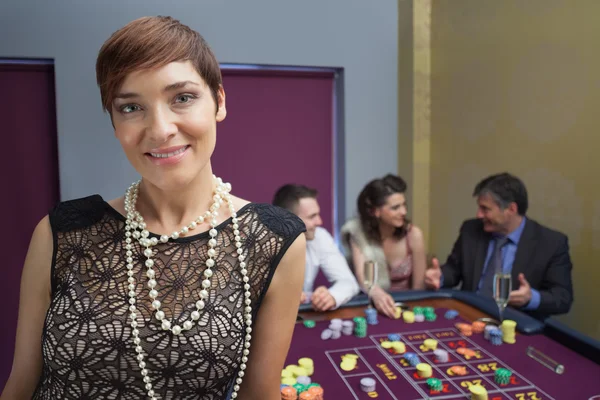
[175,94,196,103]
[120,104,141,114]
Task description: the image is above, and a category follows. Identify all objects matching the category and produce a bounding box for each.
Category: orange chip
[456,348,467,355]
[451,365,468,376]
[282,386,297,394]
[308,386,324,395]
[463,349,477,357]
[455,323,469,330]
[472,321,485,334]
[299,392,316,400]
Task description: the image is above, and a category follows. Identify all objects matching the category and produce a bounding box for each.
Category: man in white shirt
[273,184,360,311]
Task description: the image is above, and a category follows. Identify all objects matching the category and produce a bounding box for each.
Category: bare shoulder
[408,224,425,243]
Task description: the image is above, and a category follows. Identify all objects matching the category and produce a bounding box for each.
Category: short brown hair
[96,16,222,113]
[272,184,318,211]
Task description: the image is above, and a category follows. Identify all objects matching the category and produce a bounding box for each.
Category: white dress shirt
[304,227,361,309]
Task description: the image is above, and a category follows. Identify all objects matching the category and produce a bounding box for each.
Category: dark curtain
[0,62,60,391]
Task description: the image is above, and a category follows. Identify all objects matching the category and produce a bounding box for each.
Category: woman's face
[375,192,407,228]
[111,61,226,191]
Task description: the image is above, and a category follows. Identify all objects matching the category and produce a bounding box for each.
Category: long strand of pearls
[123,175,253,400]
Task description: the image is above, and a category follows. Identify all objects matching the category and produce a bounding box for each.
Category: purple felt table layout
[285,308,600,400]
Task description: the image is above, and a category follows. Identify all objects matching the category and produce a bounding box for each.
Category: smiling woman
[0,16,306,400]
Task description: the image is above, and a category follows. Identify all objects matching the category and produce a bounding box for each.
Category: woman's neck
[378,222,396,241]
[134,166,221,235]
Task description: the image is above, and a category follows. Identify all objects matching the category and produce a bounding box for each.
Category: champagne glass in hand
[493,272,512,321]
[363,260,377,308]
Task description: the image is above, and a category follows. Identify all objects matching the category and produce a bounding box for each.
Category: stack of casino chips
[484,324,496,340]
[298,358,314,376]
[281,385,297,400]
[404,352,420,367]
[365,308,378,325]
[360,377,376,392]
[434,349,449,363]
[424,308,437,321]
[416,363,433,378]
[495,368,512,385]
[471,321,486,334]
[426,378,443,392]
[354,317,367,337]
[306,385,324,400]
[469,384,488,400]
[456,322,473,336]
[329,319,343,339]
[394,305,402,319]
[299,392,315,400]
[489,328,503,346]
[444,309,459,319]
[501,320,517,344]
[412,307,425,322]
[342,320,354,336]
[403,310,416,323]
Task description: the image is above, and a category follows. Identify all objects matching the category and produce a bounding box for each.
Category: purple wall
[213,69,335,232]
[0,63,60,391]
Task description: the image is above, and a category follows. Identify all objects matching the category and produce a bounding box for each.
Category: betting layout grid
[326,327,555,400]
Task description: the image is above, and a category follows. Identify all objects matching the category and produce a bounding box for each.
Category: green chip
[426,377,443,391]
[425,313,437,321]
[307,383,321,388]
[413,307,424,315]
[303,320,316,328]
[423,307,435,313]
[293,383,306,393]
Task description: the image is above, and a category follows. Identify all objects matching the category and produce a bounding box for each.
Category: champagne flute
[363,260,377,308]
[493,272,512,322]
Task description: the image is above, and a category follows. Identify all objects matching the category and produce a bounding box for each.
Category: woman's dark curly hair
[357,174,410,243]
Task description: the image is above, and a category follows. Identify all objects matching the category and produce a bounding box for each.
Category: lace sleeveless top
[32,195,305,400]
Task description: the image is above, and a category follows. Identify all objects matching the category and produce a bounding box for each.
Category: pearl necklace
[123,176,252,400]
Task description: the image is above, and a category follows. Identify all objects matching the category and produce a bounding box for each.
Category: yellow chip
[281,369,294,379]
[281,377,297,386]
[424,339,438,350]
[416,363,433,378]
[340,360,357,371]
[381,341,393,349]
[395,306,402,319]
[342,354,359,360]
[469,384,488,399]
[392,342,406,353]
[298,357,314,367]
[403,311,415,323]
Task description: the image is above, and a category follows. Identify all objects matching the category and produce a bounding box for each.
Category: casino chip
[281,386,297,400]
[416,363,433,378]
[424,310,437,321]
[444,309,459,319]
[388,333,401,342]
[320,329,333,340]
[433,349,449,363]
[353,317,367,337]
[365,308,379,325]
[360,377,376,392]
[471,321,485,334]
[413,307,424,315]
[307,385,324,400]
[495,368,512,385]
[293,383,306,393]
[489,328,503,346]
[414,314,425,323]
[403,310,415,323]
[469,384,488,399]
[303,320,316,328]
[426,377,443,391]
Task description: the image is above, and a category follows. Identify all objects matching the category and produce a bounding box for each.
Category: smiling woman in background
[341,174,426,319]
[1,16,305,400]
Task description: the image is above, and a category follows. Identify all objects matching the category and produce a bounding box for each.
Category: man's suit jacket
[441,218,573,318]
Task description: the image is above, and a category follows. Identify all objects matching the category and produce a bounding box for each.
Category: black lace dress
[32,195,305,399]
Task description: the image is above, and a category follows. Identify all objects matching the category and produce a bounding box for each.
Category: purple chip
[321,329,333,340]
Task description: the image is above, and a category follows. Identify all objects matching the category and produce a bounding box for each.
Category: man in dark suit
[425,173,573,318]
